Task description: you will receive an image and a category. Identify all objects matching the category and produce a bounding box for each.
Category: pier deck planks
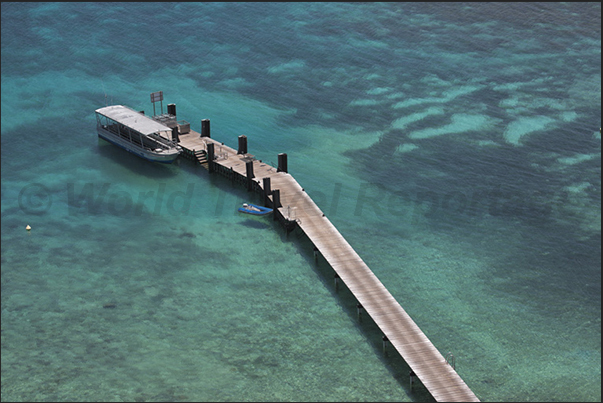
[178,130,479,402]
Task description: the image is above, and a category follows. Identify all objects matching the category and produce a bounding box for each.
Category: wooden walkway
[178,129,479,402]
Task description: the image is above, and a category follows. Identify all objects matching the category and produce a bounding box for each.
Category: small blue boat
[238,203,273,215]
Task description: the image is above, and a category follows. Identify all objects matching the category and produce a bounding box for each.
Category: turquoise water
[1,3,600,401]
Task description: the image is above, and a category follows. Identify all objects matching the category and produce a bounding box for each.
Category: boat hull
[238,204,273,215]
[98,128,180,164]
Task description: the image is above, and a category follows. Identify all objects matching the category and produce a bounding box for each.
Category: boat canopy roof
[95,105,171,136]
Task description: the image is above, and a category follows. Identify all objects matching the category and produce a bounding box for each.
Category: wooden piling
[246,160,254,191]
[272,189,281,222]
[263,177,272,207]
[207,142,215,172]
[167,103,176,117]
[277,153,288,173]
[201,119,210,137]
[238,135,248,155]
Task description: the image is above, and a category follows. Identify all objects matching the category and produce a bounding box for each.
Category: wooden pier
[176,122,479,402]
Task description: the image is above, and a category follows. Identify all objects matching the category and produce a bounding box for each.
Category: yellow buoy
[26,225,31,231]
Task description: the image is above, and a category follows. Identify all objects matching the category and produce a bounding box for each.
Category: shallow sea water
[1,3,600,402]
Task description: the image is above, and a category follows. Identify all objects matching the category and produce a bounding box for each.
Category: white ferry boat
[95,104,182,163]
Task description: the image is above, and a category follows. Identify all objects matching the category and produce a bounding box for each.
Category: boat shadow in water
[97,137,180,179]
[238,218,270,230]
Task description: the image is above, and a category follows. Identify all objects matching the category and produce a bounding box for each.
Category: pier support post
[410,370,416,391]
[171,126,179,142]
[313,247,319,263]
[167,103,176,117]
[263,177,272,207]
[277,153,288,173]
[272,189,281,221]
[272,189,281,208]
[246,160,255,191]
[238,135,248,155]
[207,143,215,173]
[334,272,340,292]
[201,119,211,138]
[357,303,363,321]
[382,335,389,356]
